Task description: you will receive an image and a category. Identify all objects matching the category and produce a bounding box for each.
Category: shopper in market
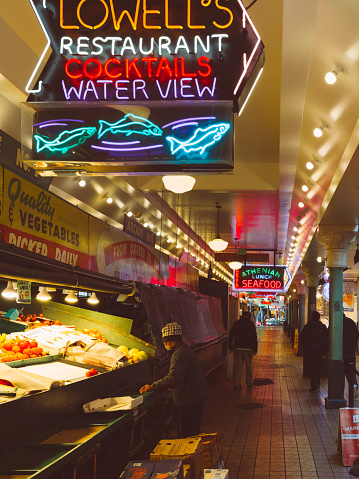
[299,310,328,392]
[139,322,210,438]
[343,313,359,397]
[228,311,258,390]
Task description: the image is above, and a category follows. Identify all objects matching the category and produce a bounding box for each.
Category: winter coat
[299,319,328,357]
[151,341,210,410]
[228,316,258,354]
[343,315,359,357]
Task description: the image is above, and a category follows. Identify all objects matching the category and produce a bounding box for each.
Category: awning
[0,242,135,295]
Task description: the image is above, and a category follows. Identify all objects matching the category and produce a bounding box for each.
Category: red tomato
[86,371,93,377]
[90,368,98,375]
[12,345,21,353]
[3,342,12,351]
[30,340,38,348]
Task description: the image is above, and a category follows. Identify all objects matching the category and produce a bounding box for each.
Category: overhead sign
[24,102,233,173]
[233,266,291,293]
[123,214,156,247]
[26,0,264,105]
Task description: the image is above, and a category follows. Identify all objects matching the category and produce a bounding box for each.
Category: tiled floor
[202,326,359,479]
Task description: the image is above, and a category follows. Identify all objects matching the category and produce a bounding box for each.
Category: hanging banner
[344,282,355,312]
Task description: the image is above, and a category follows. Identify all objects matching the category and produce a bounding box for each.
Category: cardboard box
[120,461,155,479]
[151,438,204,479]
[195,434,222,469]
[83,395,143,413]
[203,470,228,479]
[152,459,183,479]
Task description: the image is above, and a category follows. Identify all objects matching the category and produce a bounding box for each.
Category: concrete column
[318,225,357,409]
[297,284,306,356]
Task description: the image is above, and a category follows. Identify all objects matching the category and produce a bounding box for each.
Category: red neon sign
[64,56,212,81]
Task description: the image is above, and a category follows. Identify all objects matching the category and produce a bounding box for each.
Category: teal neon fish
[98,114,163,139]
[34,127,97,154]
[166,123,230,155]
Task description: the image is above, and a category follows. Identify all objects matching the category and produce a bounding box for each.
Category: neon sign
[28,103,234,173]
[26,0,264,105]
[233,266,291,293]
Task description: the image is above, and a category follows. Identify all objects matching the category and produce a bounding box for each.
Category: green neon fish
[98,114,163,138]
[34,127,97,154]
[166,123,230,155]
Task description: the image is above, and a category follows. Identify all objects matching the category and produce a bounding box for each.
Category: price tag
[16,280,31,304]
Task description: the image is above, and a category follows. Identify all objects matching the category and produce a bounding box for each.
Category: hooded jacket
[151,341,210,409]
[343,315,359,357]
[299,319,328,356]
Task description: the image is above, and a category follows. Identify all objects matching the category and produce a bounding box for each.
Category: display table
[0,388,170,479]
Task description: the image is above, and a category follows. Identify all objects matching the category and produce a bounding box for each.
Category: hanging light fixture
[117,293,128,302]
[65,291,78,303]
[325,63,347,84]
[36,287,51,301]
[162,176,196,194]
[87,292,99,305]
[228,238,243,270]
[208,202,228,252]
[2,281,17,299]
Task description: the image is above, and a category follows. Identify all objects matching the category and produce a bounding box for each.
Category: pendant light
[36,286,51,301]
[65,291,78,303]
[2,281,17,299]
[208,202,228,252]
[162,176,196,194]
[228,238,243,270]
[87,292,99,305]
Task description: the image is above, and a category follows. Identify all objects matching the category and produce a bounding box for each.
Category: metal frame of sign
[22,100,234,174]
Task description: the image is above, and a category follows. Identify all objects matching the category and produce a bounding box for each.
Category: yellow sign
[293,328,299,354]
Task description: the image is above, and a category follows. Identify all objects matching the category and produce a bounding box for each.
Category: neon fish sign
[26,0,264,104]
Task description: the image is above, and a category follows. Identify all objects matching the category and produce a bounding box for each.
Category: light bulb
[306,161,314,170]
[301,185,309,192]
[106,196,113,204]
[314,127,323,137]
[79,179,86,187]
[298,202,304,208]
[2,281,17,299]
[325,71,337,84]
[36,287,51,301]
[87,292,99,304]
[65,291,78,303]
[317,256,322,263]
[127,211,133,217]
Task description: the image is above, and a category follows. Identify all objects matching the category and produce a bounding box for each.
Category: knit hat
[162,322,182,342]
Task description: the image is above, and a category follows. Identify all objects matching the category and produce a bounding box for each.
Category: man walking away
[299,311,328,392]
[228,311,258,390]
[343,314,359,397]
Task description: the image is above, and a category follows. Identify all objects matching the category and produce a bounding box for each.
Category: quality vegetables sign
[26,0,264,104]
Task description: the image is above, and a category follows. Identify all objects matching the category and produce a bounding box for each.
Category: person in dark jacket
[299,311,328,392]
[343,314,359,396]
[228,311,258,390]
[139,322,210,437]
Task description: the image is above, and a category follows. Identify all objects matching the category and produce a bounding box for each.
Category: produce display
[0,335,46,362]
[0,308,152,392]
[16,312,62,328]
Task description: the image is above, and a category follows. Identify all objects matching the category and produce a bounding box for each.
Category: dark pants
[179,401,204,438]
[344,354,358,386]
[307,353,321,390]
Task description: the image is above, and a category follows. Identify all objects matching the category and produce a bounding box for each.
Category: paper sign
[338,408,359,465]
[16,280,31,304]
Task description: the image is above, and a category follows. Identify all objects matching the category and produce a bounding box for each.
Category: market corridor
[202,326,357,479]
